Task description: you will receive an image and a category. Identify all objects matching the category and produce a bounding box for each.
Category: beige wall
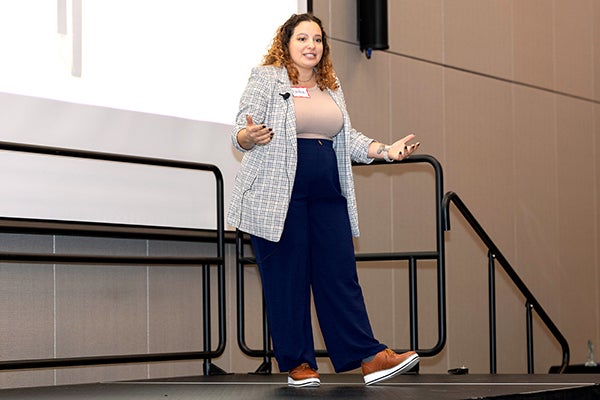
[2,0,600,389]
[314,0,600,373]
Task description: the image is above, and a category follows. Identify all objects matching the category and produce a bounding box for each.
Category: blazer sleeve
[335,81,375,164]
[231,67,275,153]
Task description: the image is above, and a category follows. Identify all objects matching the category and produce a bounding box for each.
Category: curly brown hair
[263,13,338,91]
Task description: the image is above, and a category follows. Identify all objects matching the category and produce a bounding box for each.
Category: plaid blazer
[227,66,374,242]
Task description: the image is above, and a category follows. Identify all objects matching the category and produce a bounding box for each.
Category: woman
[228,13,420,387]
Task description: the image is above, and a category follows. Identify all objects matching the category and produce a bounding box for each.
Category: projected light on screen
[0,0,302,125]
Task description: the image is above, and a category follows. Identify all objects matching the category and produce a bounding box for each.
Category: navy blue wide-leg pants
[250,139,385,373]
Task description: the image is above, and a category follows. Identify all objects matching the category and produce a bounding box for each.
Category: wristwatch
[376,143,393,162]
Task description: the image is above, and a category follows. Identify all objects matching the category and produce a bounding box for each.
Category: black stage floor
[1,373,599,400]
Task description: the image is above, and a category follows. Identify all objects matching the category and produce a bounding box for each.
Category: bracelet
[376,143,393,162]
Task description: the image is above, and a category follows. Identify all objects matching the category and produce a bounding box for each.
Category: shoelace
[382,348,396,358]
[291,363,310,374]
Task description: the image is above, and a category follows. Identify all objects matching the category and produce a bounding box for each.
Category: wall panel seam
[329,37,599,106]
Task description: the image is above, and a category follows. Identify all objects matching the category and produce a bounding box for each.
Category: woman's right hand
[238,114,273,149]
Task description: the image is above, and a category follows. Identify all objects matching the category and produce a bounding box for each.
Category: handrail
[0,141,227,375]
[236,154,447,372]
[0,216,242,243]
[442,191,570,373]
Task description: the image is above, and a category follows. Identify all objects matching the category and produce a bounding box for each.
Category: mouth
[303,53,318,59]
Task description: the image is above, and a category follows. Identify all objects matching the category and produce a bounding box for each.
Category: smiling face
[288,21,323,76]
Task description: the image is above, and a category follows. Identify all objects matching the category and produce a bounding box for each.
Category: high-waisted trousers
[250,138,385,373]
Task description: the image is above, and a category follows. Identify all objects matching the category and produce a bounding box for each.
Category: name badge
[291,86,310,98]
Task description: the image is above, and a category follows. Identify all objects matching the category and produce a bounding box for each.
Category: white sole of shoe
[287,377,321,387]
[364,353,420,386]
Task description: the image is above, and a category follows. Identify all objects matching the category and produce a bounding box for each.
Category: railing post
[488,250,497,374]
[202,263,212,375]
[409,257,419,351]
[235,230,247,354]
[526,301,535,374]
[259,293,272,373]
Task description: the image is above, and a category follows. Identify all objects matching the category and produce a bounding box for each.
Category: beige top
[293,85,343,140]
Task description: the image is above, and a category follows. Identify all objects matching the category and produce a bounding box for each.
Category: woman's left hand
[390,134,420,161]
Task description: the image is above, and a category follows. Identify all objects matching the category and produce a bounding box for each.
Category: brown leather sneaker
[362,348,419,385]
[288,363,320,387]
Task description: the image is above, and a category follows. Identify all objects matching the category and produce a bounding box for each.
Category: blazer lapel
[275,68,297,154]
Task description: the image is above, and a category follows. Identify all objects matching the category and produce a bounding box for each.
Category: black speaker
[357,0,389,59]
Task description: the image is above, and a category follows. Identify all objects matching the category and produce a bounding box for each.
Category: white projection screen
[0,0,306,229]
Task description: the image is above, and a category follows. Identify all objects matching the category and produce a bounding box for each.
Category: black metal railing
[0,142,570,375]
[235,154,447,373]
[236,154,569,374]
[0,141,227,375]
[442,191,570,373]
